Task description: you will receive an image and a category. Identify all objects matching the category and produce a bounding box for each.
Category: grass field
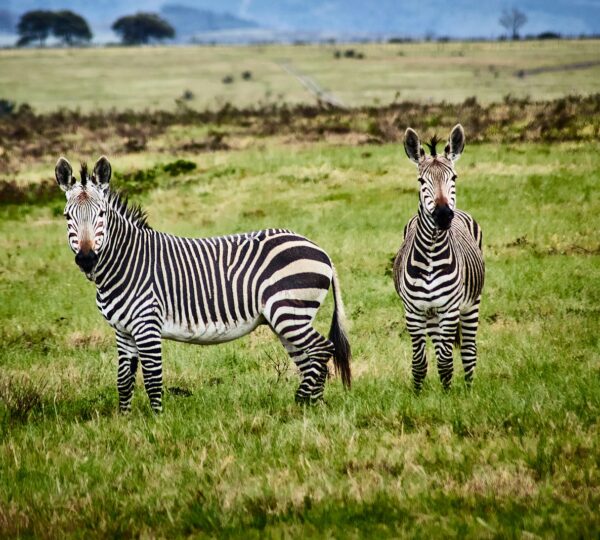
[1,126,599,536]
[1,39,599,111]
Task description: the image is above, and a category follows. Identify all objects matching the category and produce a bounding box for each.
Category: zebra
[55,156,351,413]
[393,124,484,390]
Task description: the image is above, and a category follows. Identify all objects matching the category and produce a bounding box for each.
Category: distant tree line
[16,11,175,47]
[17,10,92,46]
[13,6,593,48]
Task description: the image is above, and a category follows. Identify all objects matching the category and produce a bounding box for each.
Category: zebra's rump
[154,228,334,335]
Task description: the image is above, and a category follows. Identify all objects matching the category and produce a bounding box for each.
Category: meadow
[0,43,599,538]
[0,39,599,111]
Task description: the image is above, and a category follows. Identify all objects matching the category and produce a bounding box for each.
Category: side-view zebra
[55,156,351,412]
[393,124,484,390]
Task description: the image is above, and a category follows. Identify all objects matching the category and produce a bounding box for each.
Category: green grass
[1,40,599,111]
[1,137,599,537]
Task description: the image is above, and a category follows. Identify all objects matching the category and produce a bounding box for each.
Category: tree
[499,7,527,40]
[16,10,55,47]
[52,10,92,45]
[112,13,175,45]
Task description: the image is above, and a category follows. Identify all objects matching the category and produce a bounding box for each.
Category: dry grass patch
[65,329,112,350]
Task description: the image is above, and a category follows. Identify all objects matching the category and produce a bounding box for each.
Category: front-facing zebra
[393,124,484,390]
[56,156,351,412]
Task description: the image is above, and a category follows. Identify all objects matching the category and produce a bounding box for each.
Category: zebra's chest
[403,265,460,309]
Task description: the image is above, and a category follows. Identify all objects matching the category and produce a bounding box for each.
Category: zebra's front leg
[431,312,460,389]
[405,311,428,392]
[115,329,139,413]
[459,300,481,386]
[131,323,164,413]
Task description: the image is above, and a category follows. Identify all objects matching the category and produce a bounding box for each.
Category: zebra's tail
[454,321,462,347]
[328,265,352,389]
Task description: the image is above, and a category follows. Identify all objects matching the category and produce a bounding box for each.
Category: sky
[1,0,598,43]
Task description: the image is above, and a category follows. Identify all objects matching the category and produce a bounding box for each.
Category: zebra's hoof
[295,394,312,406]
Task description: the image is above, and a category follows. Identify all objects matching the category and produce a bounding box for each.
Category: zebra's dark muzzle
[75,250,98,273]
[432,204,454,230]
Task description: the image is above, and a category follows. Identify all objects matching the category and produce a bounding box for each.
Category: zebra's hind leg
[430,311,460,390]
[115,329,139,413]
[277,331,333,404]
[459,300,481,386]
[406,311,428,392]
[131,321,164,413]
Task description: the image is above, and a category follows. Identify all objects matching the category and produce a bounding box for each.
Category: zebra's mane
[80,163,89,186]
[106,189,151,229]
[424,135,442,157]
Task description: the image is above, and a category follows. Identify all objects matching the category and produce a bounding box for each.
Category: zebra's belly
[161,316,265,345]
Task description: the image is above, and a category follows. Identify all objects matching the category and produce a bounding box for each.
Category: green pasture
[1,39,599,111]
[1,135,599,537]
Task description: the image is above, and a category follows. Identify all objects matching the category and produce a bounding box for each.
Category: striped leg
[430,312,459,389]
[460,300,481,385]
[277,331,333,404]
[131,320,163,413]
[265,297,332,403]
[115,329,139,412]
[406,311,428,391]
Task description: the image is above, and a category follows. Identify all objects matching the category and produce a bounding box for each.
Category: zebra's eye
[418,178,425,185]
[64,212,71,220]
[98,210,105,218]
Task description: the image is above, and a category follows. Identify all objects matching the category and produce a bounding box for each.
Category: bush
[0,99,15,116]
[162,159,196,176]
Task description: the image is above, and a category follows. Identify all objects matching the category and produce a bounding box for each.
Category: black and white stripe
[56,156,351,412]
[393,125,484,389]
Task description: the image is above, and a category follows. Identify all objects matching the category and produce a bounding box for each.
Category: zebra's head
[55,156,112,277]
[404,124,465,231]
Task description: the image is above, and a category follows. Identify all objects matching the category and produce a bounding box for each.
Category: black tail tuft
[454,321,462,347]
[329,270,352,389]
[329,309,352,388]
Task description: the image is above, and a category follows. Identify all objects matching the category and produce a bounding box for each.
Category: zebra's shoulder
[453,209,483,249]
[403,215,418,238]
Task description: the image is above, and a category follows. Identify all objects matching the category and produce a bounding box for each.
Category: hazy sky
[1,0,598,40]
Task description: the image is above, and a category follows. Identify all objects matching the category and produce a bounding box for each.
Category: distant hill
[160,4,258,42]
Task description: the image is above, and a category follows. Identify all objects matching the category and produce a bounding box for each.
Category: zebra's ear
[404,128,424,164]
[93,155,112,190]
[445,124,465,162]
[55,157,75,192]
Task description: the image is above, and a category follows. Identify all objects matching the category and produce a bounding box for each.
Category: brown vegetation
[1,94,598,179]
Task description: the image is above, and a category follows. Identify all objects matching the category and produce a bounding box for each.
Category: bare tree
[499,7,527,40]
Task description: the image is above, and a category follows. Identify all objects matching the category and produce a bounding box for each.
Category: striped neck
[416,202,449,253]
[93,208,147,287]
